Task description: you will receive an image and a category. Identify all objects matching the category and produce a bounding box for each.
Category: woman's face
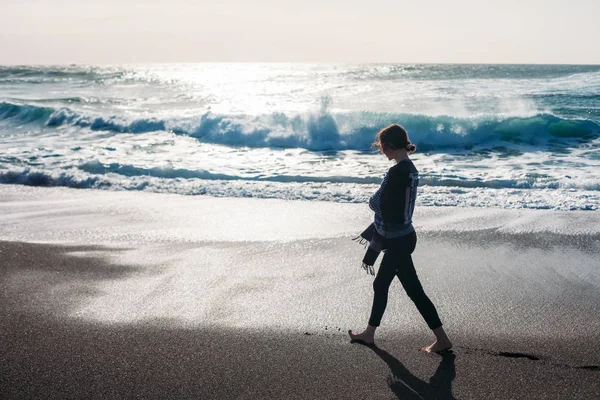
[381,145,399,160]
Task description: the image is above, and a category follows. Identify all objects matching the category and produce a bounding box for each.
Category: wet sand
[1,186,599,399]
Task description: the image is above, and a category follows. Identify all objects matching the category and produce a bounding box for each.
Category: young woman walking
[349,124,452,353]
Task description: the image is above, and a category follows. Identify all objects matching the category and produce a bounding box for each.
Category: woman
[348,124,452,353]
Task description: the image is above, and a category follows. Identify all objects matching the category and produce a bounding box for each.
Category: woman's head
[373,124,416,157]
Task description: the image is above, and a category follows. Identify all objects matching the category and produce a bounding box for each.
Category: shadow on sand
[359,342,456,400]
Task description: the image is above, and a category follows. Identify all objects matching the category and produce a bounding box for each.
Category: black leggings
[368,231,442,330]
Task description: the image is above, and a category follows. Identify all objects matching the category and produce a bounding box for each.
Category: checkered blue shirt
[369,173,388,235]
[369,164,418,238]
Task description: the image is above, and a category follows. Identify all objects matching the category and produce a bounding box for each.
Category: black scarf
[353,223,385,276]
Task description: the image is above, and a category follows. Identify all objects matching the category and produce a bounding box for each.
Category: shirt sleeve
[369,173,388,213]
[381,164,412,220]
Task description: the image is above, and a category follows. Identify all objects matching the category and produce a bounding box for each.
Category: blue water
[1,64,599,210]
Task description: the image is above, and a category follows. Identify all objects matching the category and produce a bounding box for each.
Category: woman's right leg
[368,252,398,327]
[348,250,397,344]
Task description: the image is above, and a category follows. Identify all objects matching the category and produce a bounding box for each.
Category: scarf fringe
[361,262,375,276]
[355,224,378,276]
[352,236,369,248]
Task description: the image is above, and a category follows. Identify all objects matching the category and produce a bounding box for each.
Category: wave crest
[0,102,55,124]
[1,101,599,151]
[11,161,600,191]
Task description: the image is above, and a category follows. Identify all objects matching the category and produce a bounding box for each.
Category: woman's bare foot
[348,326,376,346]
[419,339,453,353]
[420,326,453,353]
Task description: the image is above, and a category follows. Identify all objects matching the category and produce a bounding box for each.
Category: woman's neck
[394,150,410,163]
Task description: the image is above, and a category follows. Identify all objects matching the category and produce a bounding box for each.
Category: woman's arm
[369,173,388,213]
[380,164,412,221]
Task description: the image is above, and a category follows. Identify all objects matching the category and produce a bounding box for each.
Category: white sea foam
[1,64,599,210]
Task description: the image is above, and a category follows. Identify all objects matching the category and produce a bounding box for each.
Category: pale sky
[1,0,599,64]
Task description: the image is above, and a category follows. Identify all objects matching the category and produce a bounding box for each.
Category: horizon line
[2,61,600,67]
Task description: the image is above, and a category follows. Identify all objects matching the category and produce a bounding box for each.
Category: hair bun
[405,142,417,153]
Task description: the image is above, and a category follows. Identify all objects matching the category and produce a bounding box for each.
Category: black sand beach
[1,186,599,399]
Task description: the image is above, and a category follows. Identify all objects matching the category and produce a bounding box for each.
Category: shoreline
[1,185,600,398]
[2,184,600,245]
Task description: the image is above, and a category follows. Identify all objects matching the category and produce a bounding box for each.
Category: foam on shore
[2,185,599,245]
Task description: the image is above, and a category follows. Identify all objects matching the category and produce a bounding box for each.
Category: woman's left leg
[395,254,452,352]
[395,253,442,330]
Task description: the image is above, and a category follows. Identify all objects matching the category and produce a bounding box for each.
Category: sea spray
[1,64,599,210]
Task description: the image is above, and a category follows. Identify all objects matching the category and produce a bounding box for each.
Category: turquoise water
[1,64,599,209]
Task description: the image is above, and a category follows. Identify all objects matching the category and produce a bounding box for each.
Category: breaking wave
[2,163,599,191]
[1,101,599,152]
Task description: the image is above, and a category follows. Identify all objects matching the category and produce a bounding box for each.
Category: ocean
[1,63,599,210]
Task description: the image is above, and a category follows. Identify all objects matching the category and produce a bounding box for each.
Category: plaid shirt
[369,173,388,235]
